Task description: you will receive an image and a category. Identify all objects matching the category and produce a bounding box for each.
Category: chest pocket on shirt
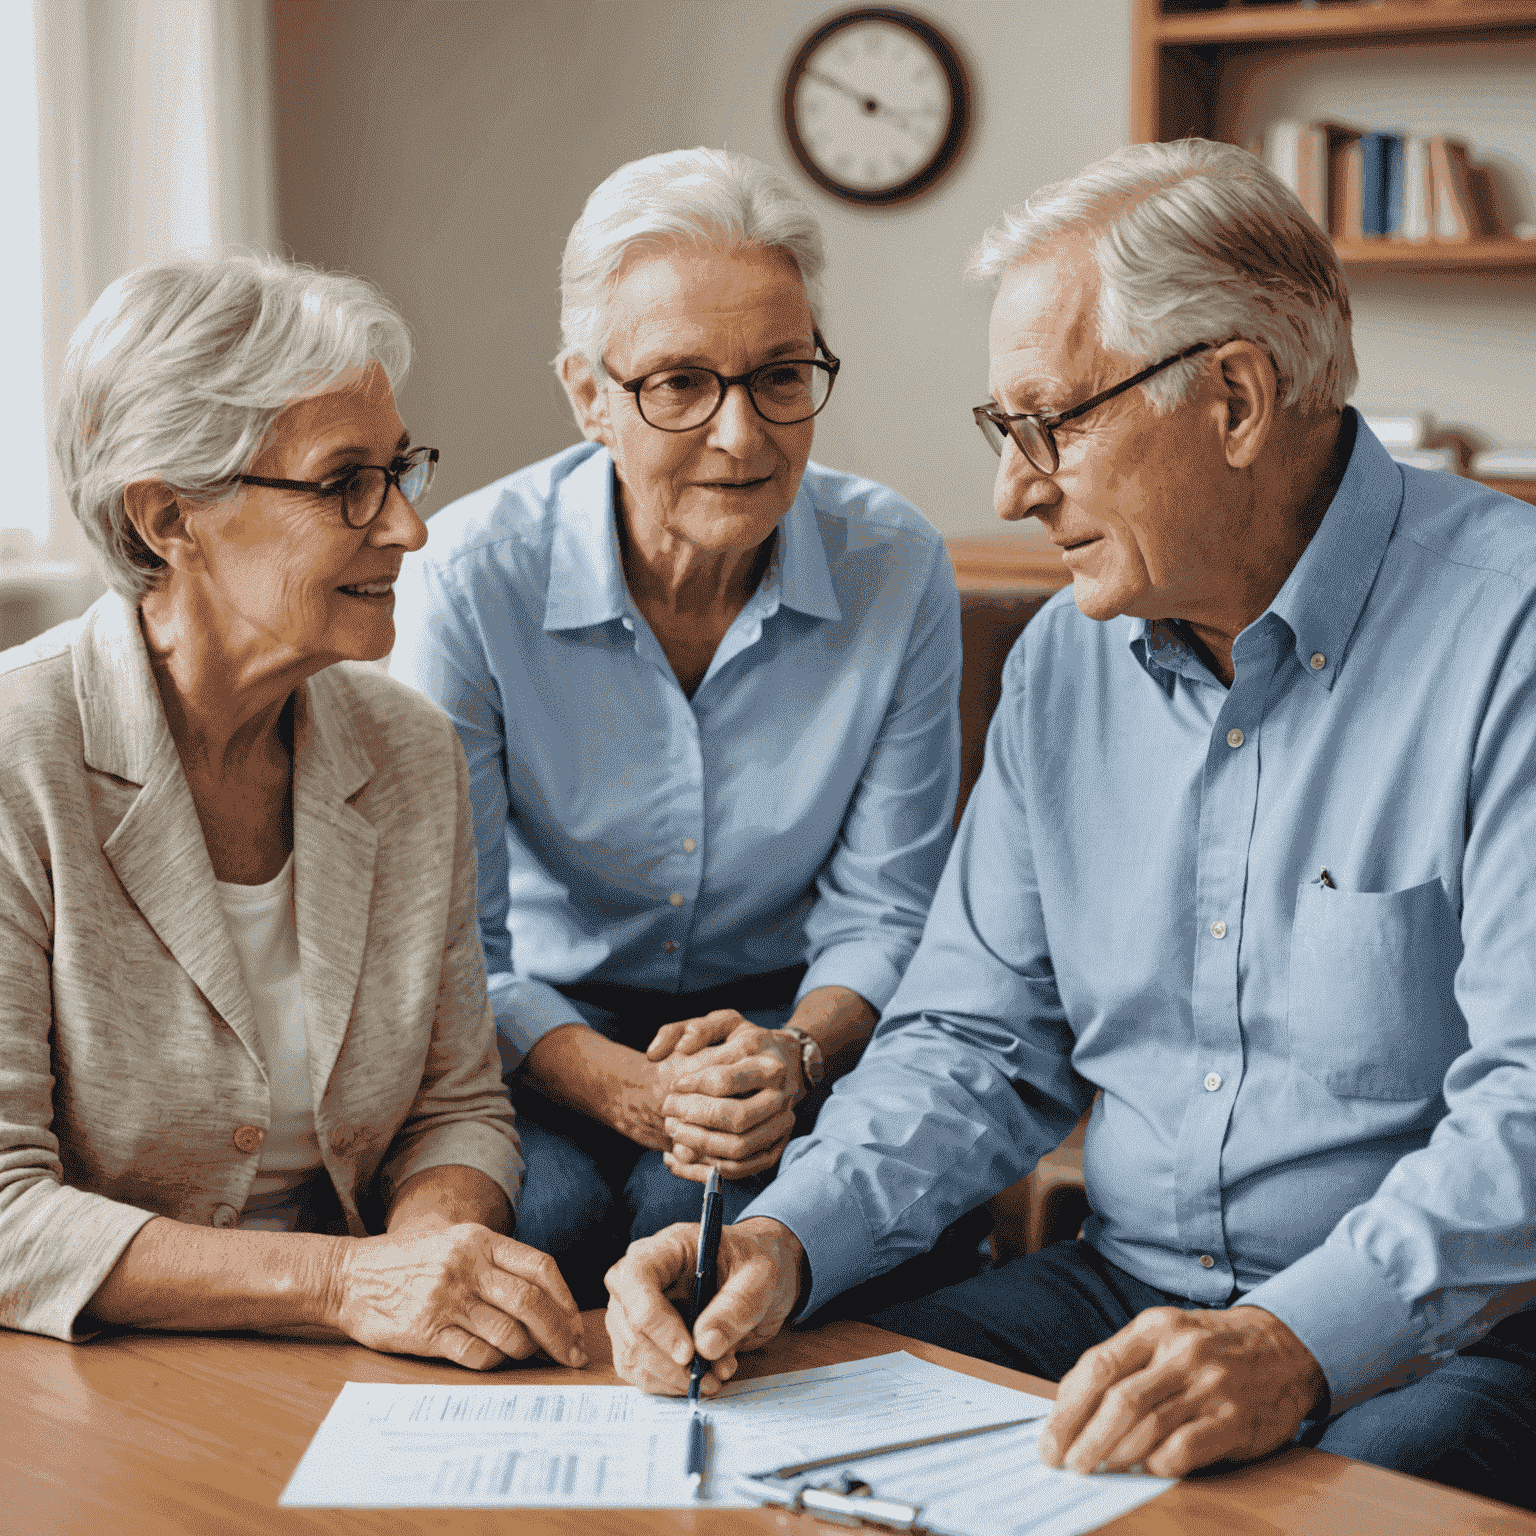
[1287,877,1464,1101]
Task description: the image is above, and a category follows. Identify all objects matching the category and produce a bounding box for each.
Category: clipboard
[737,1414,1044,1530]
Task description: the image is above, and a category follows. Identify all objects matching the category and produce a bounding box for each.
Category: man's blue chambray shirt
[747,416,1536,1411]
[390,443,961,1064]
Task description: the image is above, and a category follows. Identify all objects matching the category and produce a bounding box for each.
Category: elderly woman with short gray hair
[391,147,964,1302]
[0,252,583,1370]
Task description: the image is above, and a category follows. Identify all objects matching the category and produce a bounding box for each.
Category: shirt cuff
[488,973,587,1070]
[1236,1241,1423,1413]
[798,943,906,1015]
[740,1147,878,1317]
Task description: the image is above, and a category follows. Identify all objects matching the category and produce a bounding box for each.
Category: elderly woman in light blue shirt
[391,147,961,1296]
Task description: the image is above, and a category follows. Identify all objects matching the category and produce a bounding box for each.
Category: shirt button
[621,616,634,631]
[232,1124,265,1154]
[1210,919,1227,939]
[663,941,677,954]
[1204,1072,1222,1092]
[211,1204,239,1229]
[683,838,696,853]
[669,892,685,907]
[1226,727,1244,749]
[1310,652,1326,671]
[1198,1254,1216,1269]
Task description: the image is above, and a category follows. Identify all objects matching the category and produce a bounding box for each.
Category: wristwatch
[778,1025,826,1089]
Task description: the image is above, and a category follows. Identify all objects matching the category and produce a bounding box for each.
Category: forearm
[518,1021,653,1137]
[785,985,877,1080]
[387,1163,512,1235]
[82,1216,344,1334]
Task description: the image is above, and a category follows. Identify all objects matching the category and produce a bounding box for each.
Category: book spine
[1401,137,1431,242]
[1360,134,1388,238]
[1383,134,1405,237]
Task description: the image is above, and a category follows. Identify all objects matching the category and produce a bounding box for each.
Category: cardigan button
[233,1125,265,1154]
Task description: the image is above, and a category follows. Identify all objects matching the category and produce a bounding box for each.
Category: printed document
[280,1350,1173,1534]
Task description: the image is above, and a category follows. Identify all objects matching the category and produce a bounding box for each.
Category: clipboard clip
[738,1412,1043,1531]
[739,1470,927,1531]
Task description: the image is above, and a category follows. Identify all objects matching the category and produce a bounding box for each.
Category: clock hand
[803,67,912,131]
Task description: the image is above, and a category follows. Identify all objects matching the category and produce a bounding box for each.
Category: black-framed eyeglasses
[972,343,1215,474]
[606,331,841,432]
[235,446,440,528]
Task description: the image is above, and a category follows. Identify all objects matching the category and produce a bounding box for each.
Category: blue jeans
[867,1239,1536,1511]
[510,994,826,1306]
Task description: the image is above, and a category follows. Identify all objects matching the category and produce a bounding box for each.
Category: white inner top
[216,853,321,1231]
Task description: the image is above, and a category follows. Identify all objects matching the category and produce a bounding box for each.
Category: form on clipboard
[739,1416,1042,1530]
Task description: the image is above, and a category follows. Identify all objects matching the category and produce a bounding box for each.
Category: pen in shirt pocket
[1318,868,1336,889]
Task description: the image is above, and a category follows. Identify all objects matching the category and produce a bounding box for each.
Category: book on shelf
[1253,121,1501,247]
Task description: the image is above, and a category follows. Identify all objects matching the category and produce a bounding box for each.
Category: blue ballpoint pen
[685,1167,724,1497]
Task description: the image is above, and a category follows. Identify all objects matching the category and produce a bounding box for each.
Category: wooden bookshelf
[1132,2,1536,275]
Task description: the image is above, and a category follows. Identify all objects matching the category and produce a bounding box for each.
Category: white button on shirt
[1205,1072,1223,1092]
[669,892,685,907]
[683,838,696,854]
[1210,920,1227,939]
[1226,727,1245,749]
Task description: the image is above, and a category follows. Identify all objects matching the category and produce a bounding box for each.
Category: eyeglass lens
[341,453,436,526]
[635,361,833,430]
[975,411,1057,475]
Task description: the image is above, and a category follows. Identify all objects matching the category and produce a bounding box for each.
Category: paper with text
[279,1350,1173,1532]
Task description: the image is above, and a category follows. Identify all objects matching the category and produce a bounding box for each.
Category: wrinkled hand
[601,1017,741,1153]
[329,1222,586,1372]
[646,1010,804,1182]
[1038,1305,1327,1478]
[605,1216,805,1396]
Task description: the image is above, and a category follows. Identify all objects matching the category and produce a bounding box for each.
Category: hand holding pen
[685,1166,724,1497]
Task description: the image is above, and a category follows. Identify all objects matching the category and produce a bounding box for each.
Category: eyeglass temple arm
[1049,342,1214,427]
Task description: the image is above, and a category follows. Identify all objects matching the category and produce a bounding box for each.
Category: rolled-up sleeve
[377,734,525,1209]
[391,557,583,1069]
[798,539,962,1013]
[751,661,1093,1313]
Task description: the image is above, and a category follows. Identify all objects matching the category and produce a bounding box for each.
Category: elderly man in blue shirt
[604,139,1536,1509]
[392,148,961,1300]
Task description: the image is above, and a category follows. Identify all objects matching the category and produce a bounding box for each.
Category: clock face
[783,8,971,207]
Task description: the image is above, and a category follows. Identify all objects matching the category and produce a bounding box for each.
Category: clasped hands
[618,1009,807,1181]
[607,1219,1328,1479]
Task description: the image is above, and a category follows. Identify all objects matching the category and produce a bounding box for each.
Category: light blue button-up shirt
[390,443,960,1064]
[748,416,1536,1410]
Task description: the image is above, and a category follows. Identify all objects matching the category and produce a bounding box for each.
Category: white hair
[556,147,826,385]
[969,139,1357,414]
[55,250,413,602]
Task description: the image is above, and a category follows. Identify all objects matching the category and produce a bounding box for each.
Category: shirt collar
[777,476,842,622]
[542,447,630,631]
[542,448,843,631]
[1129,409,1402,690]
[1266,407,1402,691]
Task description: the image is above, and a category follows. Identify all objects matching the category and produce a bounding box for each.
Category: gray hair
[55,250,413,602]
[969,139,1357,414]
[557,147,826,384]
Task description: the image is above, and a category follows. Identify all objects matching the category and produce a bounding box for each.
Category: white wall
[274,0,1533,547]
[274,0,1131,547]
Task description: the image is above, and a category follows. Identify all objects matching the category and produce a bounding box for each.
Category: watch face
[783,8,970,207]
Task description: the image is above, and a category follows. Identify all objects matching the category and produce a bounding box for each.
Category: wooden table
[4,1313,1530,1535]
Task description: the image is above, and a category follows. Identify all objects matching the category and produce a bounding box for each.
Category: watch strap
[778,1024,826,1089]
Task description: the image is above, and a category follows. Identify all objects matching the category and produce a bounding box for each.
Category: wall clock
[782,8,972,208]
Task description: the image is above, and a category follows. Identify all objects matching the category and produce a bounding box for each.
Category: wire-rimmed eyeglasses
[972,343,1215,474]
[236,446,440,529]
[607,332,841,432]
